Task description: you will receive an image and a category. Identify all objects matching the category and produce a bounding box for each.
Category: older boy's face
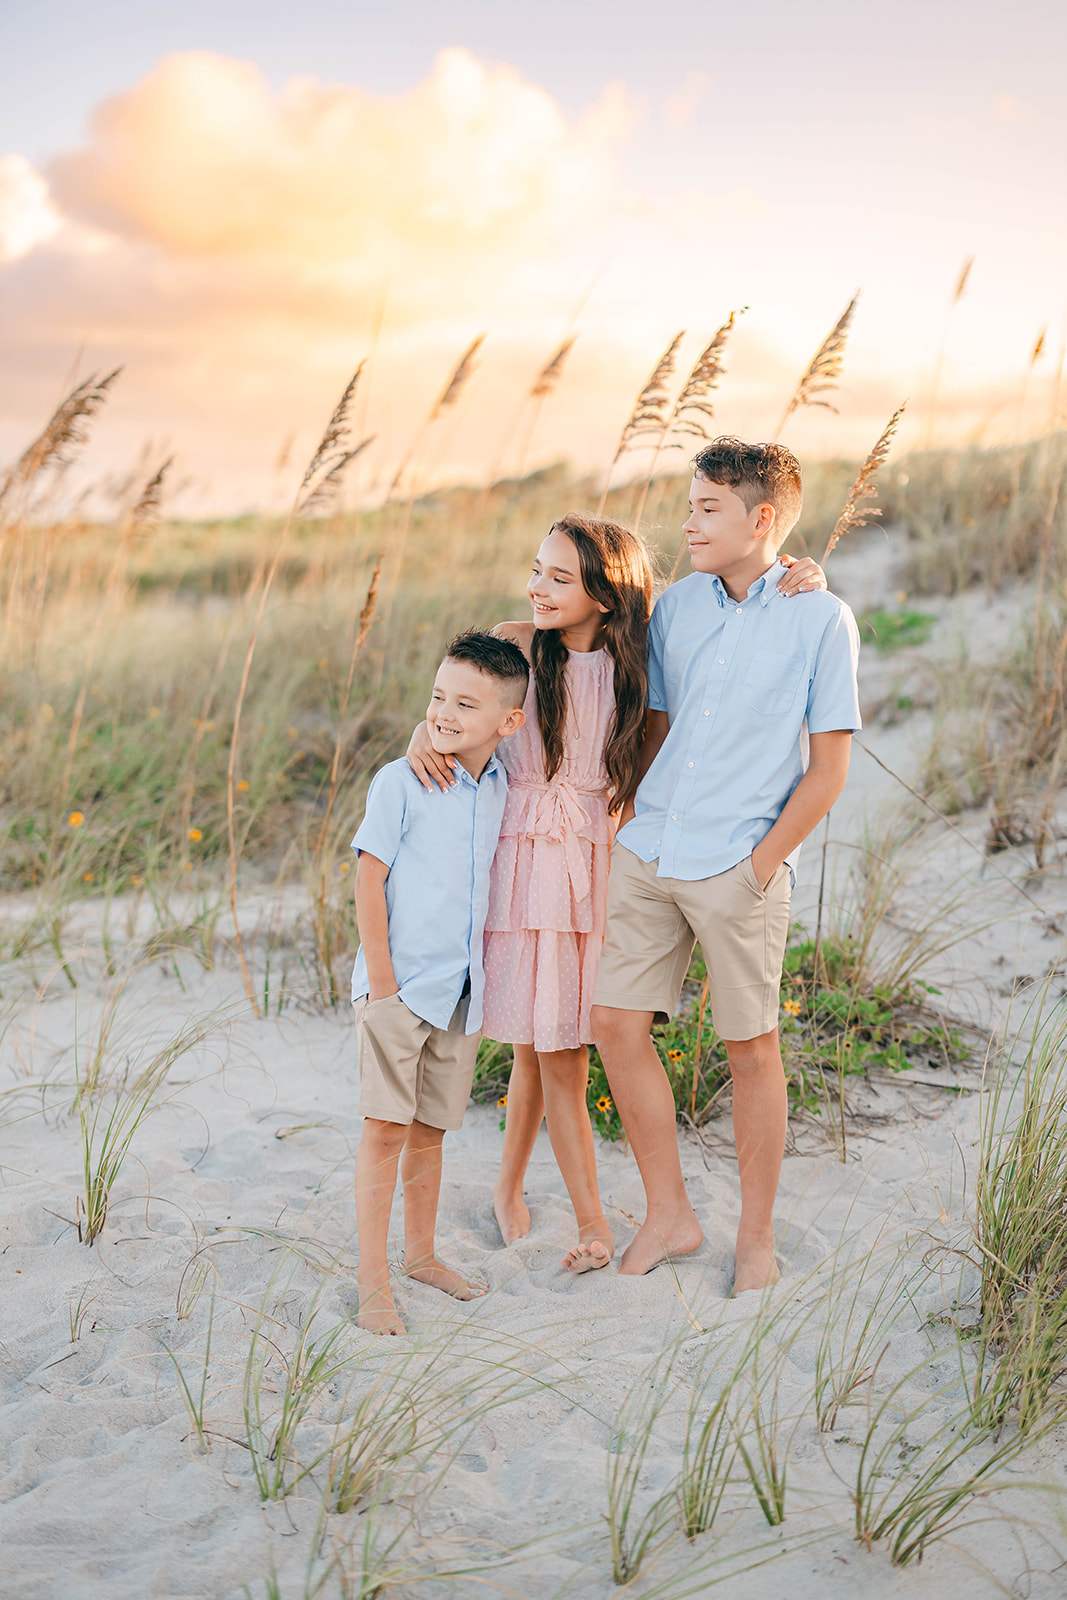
[683,475,771,575]
[426,659,514,756]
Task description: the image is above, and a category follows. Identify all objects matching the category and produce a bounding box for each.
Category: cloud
[0,47,1054,510]
[0,154,62,261]
[49,50,629,278]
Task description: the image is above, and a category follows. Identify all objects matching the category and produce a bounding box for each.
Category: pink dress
[482,647,616,1052]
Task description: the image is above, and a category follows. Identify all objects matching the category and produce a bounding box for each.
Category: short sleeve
[351,763,408,869]
[806,605,862,734]
[646,595,669,712]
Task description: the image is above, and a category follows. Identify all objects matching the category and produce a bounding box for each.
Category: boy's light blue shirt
[616,560,862,882]
[350,755,508,1033]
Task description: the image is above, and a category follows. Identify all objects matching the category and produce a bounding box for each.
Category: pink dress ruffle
[482,647,616,1052]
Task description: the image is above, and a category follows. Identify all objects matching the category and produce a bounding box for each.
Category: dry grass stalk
[924,256,974,446]
[130,455,174,535]
[0,368,123,518]
[953,256,974,303]
[227,365,367,1015]
[429,333,485,422]
[775,293,859,439]
[667,309,745,447]
[530,335,577,399]
[313,552,384,1003]
[485,334,580,494]
[596,330,686,514]
[822,401,907,562]
[634,310,744,531]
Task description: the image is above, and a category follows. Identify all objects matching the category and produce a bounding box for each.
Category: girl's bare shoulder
[491,620,534,660]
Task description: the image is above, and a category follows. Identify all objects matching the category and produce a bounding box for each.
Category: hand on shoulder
[491,620,534,660]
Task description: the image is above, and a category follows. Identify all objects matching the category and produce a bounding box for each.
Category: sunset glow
[2,2,1065,510]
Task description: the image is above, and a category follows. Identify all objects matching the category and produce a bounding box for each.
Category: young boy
[590,438,861,1293]
[351,630,529,1334]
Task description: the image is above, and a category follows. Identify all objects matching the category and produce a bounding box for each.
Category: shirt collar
[456,750,504,786]
[708,560,786,609]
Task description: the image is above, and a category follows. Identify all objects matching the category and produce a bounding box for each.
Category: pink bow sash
[515,779,601,903]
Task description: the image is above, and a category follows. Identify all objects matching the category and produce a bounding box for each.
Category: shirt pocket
[738,648,807,716]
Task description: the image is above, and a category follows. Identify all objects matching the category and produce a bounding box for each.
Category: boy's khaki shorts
[353,992,479,1131]
[592,845,791,1042]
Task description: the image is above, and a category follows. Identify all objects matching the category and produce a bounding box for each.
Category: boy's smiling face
[426,659,522,762]
[683,473,777,581]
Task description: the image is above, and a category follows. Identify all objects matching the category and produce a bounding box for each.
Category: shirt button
[688,762,694,768]
[672,813,679,821]
[718,659,725,665]
[736,606,742,614]
[703,709,709,716]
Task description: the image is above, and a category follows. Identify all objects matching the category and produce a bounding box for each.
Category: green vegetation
[857,607,936,652]
[473,922,966,1149]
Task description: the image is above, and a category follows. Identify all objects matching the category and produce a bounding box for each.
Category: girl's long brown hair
[531,513,653,812]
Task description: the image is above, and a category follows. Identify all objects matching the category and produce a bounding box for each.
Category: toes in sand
[562,1239,613,1274]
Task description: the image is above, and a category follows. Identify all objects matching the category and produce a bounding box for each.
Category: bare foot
[357,1283,406,1336]
[618,1209,703,1276]
[405,1257,487,1301]
[493,1188,531,1245]
[562,1218,615,1275]
[732,1233,780,1295]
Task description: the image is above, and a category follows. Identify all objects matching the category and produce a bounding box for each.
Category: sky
[1,0,1065,512]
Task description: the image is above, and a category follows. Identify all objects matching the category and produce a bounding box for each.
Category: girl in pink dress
[407,513,825,1274]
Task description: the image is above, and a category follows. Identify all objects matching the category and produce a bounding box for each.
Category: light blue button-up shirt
[350,755,508,1032]
[616,561,861,882]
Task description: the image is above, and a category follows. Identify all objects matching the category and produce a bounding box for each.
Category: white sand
[3,546,1067,1598]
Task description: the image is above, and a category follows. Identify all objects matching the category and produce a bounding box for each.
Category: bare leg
[493,1043,543,1243]
[535,1046,614,1273]
[725,1029,786,1294]
[354,1117,408,1334]
[591,1006,703,1275]
[402,1119,486,1301]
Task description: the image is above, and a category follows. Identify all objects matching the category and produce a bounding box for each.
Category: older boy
[591,438,861,1292]
[352,630,529,1334]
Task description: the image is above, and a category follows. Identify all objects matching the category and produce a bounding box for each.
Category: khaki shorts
[353,992,480,1131]
[592,845,791,1042]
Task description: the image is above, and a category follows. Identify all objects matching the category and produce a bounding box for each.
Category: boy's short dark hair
[445,630,529,709]
[691,437,803,545]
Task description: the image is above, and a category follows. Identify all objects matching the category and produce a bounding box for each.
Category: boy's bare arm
[354,853,399,1000]
[750,730,853,889]
[618,710,670,827]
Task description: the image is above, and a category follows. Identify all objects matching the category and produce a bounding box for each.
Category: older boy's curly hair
[691,437,803,544]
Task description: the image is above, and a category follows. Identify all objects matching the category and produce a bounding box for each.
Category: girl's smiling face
[527,529,609,636]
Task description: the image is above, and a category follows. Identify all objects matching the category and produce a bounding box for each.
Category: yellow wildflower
[782,997,801,1017]
[237,779,249,792]
[667,1048,684,1063]
[83,872,94,883]
[68,812,84,828]
[130,874,143,888]
[497,1094,508,1109]
[596,1095,613,1113]
[188,828,202,842]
